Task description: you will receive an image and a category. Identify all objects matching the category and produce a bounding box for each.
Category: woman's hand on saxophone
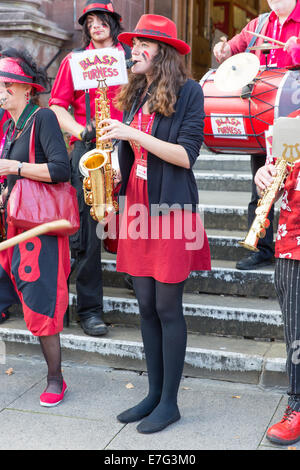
[255,164,277,194]
[98,119,138,142]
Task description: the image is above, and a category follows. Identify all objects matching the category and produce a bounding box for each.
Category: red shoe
[267,406,300,445]
[40,380,68,407]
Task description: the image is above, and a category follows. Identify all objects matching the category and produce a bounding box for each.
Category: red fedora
[0,58,45,92]
[118,14,190,55]
[78,1,122,25]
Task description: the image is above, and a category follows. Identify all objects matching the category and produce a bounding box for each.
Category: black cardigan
[118,79,204,213]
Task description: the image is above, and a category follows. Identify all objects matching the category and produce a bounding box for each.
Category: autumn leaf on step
[126,383,135,389]
[5,368,14,376]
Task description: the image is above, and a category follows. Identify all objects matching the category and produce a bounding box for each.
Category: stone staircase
[0,148,287,389]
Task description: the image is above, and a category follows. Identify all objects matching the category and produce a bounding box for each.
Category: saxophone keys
[84,177,92,191]
[86,193,94,205]
[90,207,98,221]
[258,228,266,239]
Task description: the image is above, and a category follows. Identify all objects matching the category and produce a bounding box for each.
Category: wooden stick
[247,30,286,47]
[220,35,228,53]
[0,219,72,252]
[249,44,284,51]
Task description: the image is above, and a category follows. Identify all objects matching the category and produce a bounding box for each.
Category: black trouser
[70,141,103,319]
[275,258,300,411]
[248,154,274,259]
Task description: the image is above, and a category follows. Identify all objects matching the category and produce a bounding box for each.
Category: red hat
[78,1,122,25]
[118,14,190,55]
[0,57,45,92]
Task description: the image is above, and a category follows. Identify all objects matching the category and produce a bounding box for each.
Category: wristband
[17,161,23,177]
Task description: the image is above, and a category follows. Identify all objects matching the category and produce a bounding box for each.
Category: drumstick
[0,219,72,252]
[249,44,284,51]
[247,30,286,46]
[220,36,228,52]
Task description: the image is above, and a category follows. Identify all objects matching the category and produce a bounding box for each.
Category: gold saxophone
[79,79,117,223]
[239,158,289,251]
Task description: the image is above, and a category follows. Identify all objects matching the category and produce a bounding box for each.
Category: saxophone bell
[79,148,110,223]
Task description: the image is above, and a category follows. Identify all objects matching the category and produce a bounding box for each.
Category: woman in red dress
[99,14,211,434]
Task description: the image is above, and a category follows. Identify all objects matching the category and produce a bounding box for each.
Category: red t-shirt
[228,1,300,67]
[49,41,124,144]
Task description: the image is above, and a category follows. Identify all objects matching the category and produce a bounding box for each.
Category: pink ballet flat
[40,380,68,407]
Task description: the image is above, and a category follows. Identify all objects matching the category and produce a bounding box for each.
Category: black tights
[39,334,63,394]
[119,276,186,424]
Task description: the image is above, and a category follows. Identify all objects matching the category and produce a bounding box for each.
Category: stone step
[194,170,252,192]
[195,153,251,172]
[99,256,277,298]
[199,191,279,231]
[67,287,282,340]
[207,229,274,261]
[0,320,287,387]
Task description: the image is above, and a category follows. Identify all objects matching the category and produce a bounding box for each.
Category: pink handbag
[7,119,80,237]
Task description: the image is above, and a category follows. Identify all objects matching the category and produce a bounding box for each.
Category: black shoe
[0,311,9,324]
[236,252,273,271]
[80,314,108,336]
[136,409,181,434]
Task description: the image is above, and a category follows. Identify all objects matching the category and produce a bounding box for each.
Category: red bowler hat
[118,14,190,55]
[78,0,122,25]
[0,58,45,92]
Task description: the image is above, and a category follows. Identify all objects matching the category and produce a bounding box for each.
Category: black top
[118,79,204,213]
[6,108,70,197]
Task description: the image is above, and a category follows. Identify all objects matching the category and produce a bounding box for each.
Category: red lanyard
[0,127,10,184]
[138,108,155,159]
[269,18,282,66]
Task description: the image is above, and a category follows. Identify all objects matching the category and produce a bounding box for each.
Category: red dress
[116,113,211,283]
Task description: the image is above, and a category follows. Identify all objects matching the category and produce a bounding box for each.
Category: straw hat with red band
[78,0,122,25]
[0,57,45,92]
[118,14,190,56]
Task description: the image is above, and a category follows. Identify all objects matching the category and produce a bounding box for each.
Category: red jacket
[228,1,300,67]
[49,42,124,144]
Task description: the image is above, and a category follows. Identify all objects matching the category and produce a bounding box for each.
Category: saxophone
[79,79,117,223]
[239,158,289,251]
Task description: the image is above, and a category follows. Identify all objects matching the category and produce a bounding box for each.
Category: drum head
[214,53,260,92]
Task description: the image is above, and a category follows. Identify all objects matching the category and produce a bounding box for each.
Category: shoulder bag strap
[29,119,36,165]
[246,12,271,53]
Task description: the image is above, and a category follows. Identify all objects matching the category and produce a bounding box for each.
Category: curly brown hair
[115,40,190,117]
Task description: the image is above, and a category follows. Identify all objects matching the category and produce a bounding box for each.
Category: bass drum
[200,67,300,154]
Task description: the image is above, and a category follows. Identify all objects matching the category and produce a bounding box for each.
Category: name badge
[136,159,147,180]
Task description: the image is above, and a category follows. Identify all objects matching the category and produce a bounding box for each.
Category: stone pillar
[0,0,71,85]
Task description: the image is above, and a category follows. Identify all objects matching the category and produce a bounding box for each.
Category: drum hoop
[274,70,291,121]
[199,69,215,87]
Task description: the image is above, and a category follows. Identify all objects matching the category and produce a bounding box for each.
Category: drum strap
[246,12,271,53]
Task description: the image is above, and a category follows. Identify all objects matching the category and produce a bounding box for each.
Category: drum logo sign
[210,113,247,140]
